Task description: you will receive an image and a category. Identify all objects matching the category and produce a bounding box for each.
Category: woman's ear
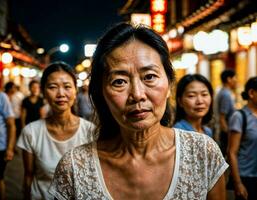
[248,88,255,99]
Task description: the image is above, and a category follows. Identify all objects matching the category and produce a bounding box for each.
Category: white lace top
[49,128,228,200]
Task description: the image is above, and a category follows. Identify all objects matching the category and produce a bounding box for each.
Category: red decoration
[0,61,3,72]
[150,0,167,34]
[150,0,167,14]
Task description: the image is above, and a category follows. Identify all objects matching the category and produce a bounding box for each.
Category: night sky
[10,0,125,66]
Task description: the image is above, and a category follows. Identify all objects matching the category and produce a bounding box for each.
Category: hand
[4,149,14,161]
[234,182,248,200]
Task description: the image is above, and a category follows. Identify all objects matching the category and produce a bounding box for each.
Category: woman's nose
[129,80,147,102]
[57,87,65,96]
[196,95,204,104]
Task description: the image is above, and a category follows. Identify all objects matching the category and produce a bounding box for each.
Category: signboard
[150,0,167,34]
[131,13,151,26]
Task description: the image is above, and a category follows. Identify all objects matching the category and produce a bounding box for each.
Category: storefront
[0,42,45,94]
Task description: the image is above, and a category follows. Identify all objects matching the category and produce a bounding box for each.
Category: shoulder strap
[238,109,247,135]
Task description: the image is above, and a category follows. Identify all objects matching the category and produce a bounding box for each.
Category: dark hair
[241,76,257,100]
[174,74,213,125]
[29,79,40,89]
[89,22,175,140]
[221,69,235,84]
[4,81,16,93]
[40,61,77,94]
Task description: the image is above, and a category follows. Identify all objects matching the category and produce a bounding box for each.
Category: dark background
[10,0,124,65]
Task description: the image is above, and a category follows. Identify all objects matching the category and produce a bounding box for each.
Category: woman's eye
[187,94,195,98]
[202,93,209,97]
[144,74,156,81]
[111,79,126,86]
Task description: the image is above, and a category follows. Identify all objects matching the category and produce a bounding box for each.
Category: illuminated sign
[150,0,167,34]
[150,0,167,13]
[131,13,151,26]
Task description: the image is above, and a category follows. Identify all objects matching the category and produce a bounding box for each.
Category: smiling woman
[43,69,77,114]
[173,74,214,138]
[49,23,228,200]
[17,62,95,200]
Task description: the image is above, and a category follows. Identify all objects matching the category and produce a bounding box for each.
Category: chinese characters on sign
[150,0,167,34]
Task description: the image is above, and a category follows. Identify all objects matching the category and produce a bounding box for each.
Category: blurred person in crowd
[173,74,214,137]
[215,69,237,156]
[228,77,257,200]
[4,81,16,100]
[49,23,228,199]
[0,92,16,200]
[4,82,24,137]
[17,62,95,200]
[20,79,45,129]
[77,79,94,121]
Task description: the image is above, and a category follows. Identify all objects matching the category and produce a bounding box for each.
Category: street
[4,149,23,200]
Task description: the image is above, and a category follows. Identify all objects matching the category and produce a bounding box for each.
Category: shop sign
[150,0,167,14]
[0,61,3,72]
[131,13,151,26]
[150,0,167,34]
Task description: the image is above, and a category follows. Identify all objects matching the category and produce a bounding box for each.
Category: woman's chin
[122,119,160,132]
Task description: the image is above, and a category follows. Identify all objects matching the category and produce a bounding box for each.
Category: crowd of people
[0,22,256,200]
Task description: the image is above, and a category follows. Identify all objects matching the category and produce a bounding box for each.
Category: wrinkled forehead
[104,39,162,70]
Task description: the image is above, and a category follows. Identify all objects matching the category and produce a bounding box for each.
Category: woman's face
[44,71,77,113]
[179,81,211,120]
[103,40,170,131]
[30,82,41,96]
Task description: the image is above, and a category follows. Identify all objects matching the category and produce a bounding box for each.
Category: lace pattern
[50,144,109,200]
[170,129,228,199]
[49,129,228,200]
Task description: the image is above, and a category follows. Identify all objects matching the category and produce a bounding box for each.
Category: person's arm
[5,117,16,161]
[22,150,34,200]
[20,107,27,129]
[207,174,226,200]
[219,113,228,133]
[205,134,228,200]
[227,131,248,200]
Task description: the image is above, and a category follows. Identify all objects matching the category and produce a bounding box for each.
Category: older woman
[17,62,95,200]
[50,23,228,200]
[173,74,214,137]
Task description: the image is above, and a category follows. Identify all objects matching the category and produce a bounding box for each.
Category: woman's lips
[55,101,67,105]
[194,108,206,112]
[127,109,150,119]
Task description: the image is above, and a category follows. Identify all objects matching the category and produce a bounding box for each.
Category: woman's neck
[103,124,174,158]
[185,117,203,133]
[48,111,76,126]
[248,101,257,117]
